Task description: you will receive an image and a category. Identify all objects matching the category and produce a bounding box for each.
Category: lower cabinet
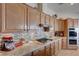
[54,40,59,55]
[59,39,62,51]
[45,44,51,56]
[32,39,62,56]
[62,37,67,49]
[51,42,55,55]
[32,47,45,56]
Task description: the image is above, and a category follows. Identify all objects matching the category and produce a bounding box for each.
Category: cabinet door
[54,19,59,31]
[5,4,27,32]
[51,42,55,55]
[0,4,2,32]
[58,39,62,51]
[50,16,55,36]
[64,20,68,36]
[28,7,40,29]
[68,19,74,28]
[78,20,79,28]
[45,15,50,25]
[45,44,51,56]
[54,40,59,55]
[74,19,78,28]
[62,38,67,49]
[50,16,55,30]
[32,47,45,56]
[59,20,64,31]
[40,12,45,25]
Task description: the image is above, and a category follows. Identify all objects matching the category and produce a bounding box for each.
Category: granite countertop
[0,37,65,56]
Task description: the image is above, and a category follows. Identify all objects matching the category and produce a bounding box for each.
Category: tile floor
[58,49,79,56]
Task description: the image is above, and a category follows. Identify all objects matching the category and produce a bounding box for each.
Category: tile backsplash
[0,32,31,41]
[0,29,53,41]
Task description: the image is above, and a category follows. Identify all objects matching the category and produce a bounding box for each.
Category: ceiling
[46,3,79,19]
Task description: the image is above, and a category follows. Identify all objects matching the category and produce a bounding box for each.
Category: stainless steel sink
[36,38,53,43]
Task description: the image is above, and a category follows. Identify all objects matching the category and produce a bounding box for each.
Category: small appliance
[1,36,15,51]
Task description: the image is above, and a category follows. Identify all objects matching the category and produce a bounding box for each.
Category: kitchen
[0,3,79,56]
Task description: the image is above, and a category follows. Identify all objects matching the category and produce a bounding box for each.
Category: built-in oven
[68,28,77,45]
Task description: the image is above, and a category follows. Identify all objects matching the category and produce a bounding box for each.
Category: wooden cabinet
[54,19,59,31]
[51,42,55,55]
[78,20,79,28]
[45,14,50,25]
[58,39,62,51]
[40,12,45,25]
[59,20,65,31]
[50,16,55,30]
[54,19,68,37]
[2,4,28,32]
[74,19,78,28]
[68,19,74,27]
[68,19,78,28]
[0,4,2,32]
[32,47,45,56]
[31,40,62,56]
[50,16,55,36]
[32,44,51,56]
[28,7,40,29]
[45,44,51,56]
[62,37,67,49]
[54,40,59,55]
[55,19,65,31]
[63,20,68,36]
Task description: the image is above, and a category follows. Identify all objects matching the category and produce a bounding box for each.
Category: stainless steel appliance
[68,27,78,49]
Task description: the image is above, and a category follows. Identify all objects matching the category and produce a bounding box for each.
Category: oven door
[69,31,77,37]
[69,39,77,45]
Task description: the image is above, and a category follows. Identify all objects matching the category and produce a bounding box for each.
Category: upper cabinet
[0,4,2,32]
[45,14,50,25]
[2,4,28,32]
[63,20,68,36]
[78,20,79,28]
[28,7,40,29]
[68,19,78,28]
[68,19,74,28]
[73,19,78,28]
[58,20,65,31]
[54,19,67,31]
[40,12,45,25]
[50,16,55,29]
[0,3,56,33]
[54,19,59,31]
